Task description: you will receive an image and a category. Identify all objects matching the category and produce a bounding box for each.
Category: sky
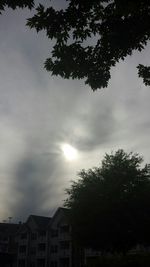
[0,0,150,223]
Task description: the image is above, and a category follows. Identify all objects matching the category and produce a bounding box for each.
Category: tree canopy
[27,0,150,90]
[65,149,150,252]
[0,0,34,13]
[1,0,150,90]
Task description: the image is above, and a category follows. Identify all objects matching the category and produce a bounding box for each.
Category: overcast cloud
[0,2,150,222]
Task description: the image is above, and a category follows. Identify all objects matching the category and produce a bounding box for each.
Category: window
[51,229,58,237]
[60,241,70,250]
[38,230,46,237]
[37,258,45,267]
[3,236,9,242]
[18,259,26,267]
[50,245,58,253]
[21,233,27,239]
[59,257,69,267]
[51,261,57,267]
[38,243,46,252]
[60,225,70,234]
[19,245,26,253]
[31,233,37,240]
[30,246,36,255]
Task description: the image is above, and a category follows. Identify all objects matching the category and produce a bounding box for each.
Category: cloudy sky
[0,0,150,223]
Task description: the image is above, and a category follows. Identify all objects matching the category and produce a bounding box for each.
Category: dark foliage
[27,0,150,90]
[1,1,150,90]
[65,149,150,252]
[87,252,150,267]
[0,0,34,13]
[137,65,150,86]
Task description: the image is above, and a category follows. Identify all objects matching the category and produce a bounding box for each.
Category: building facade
[6,208,100,267]
[0,222,20,267]
[48,208,73,267]
[17,215,51,267]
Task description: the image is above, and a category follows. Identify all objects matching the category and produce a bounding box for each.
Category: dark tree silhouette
[0,0,34,13]
[27,0,150,90]
[65,149,150,252]
[1,1,150,90]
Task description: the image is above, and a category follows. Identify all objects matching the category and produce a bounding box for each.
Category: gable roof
[28,215,51,229]
[48,207,70,228]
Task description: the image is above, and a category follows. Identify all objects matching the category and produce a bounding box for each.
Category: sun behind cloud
[61,143,78,161]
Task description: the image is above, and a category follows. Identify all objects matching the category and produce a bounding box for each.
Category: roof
[48,207,70,228]
[59,207,70,216]
[29,215,51,229]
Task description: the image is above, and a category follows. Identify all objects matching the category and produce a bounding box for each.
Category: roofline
[47,207,70,227]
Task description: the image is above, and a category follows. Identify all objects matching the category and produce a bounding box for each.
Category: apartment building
[0,222,20,266]
[17,215,51,267]
[48,208,99,267]
[17,208,84,267]
[16,208,101,267]
[48,208,73,267]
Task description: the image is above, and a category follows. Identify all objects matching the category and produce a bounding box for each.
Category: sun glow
[61,144,78,161]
